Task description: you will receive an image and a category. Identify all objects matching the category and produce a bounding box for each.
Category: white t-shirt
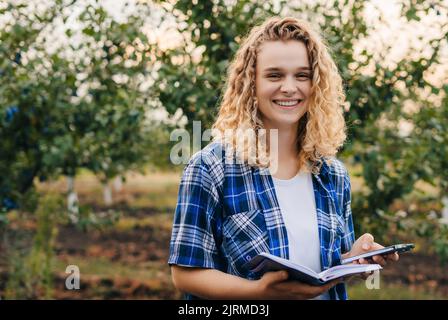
[272,171,330,300]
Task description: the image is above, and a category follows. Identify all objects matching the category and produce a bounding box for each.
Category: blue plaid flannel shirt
[168,142,355,300]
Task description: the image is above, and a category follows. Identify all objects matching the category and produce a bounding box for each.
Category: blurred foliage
[5,194,64,299]
[0,0,166,219]
[153,0,448,247]
[0,0,68,217]
[75,205,122,233]
[73,3,153,183]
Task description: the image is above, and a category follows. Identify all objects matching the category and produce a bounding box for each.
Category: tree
[70,2,154,205]
[0,0,75,218]
[0,0,158,218]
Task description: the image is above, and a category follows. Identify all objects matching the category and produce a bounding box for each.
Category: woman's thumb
[361,233,374,250]
[361,233,374,243]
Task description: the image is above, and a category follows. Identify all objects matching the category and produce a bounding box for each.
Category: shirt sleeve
[340,168,355,254]
[168,155,224,270]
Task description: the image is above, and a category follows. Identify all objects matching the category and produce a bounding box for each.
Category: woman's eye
[296,73,310,79]
[267,73,281,79]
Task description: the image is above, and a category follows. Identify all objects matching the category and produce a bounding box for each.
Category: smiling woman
[168,16,399,301]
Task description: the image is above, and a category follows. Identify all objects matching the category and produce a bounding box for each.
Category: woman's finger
[323,278,343,292]
[372,255,387,265]
[359,257,369,264]
[386,252,399,262]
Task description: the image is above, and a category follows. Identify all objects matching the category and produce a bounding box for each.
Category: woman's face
[255,40,312,130]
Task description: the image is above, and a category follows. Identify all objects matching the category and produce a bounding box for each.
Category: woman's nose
[280,76,297,94]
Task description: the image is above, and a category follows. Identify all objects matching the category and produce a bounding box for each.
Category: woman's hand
[255,270,342,300]
[343,233,399,279]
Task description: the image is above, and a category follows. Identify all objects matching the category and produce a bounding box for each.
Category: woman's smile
[272,99,304,109]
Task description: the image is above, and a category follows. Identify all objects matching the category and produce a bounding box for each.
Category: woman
[168,17,398,300]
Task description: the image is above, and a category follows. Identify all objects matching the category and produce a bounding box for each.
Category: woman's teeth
[273,100,301,107]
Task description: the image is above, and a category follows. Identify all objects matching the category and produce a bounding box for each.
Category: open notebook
[243,252,382,286]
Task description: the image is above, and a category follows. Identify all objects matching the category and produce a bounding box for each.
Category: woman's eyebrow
[263,66,311,72]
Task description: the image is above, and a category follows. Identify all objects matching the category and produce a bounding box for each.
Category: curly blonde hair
[212,16,347,174]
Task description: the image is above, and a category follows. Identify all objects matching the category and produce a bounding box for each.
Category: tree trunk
[113,176,123,192]
[441,196,448,224]
[67,176,79,223]
[103,181,113,206]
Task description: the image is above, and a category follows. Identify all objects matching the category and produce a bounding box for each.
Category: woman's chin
[265,117,304,129]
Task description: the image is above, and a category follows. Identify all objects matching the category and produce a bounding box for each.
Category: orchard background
[0,0,447,299]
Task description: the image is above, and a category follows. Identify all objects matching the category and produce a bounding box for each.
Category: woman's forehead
[257,40,310,70]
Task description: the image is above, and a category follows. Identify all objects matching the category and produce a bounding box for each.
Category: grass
[53,256,170,283]
[348,281,447,300]
[130,188,178,211]
[114,214,173,233]
[36,170,181,212]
